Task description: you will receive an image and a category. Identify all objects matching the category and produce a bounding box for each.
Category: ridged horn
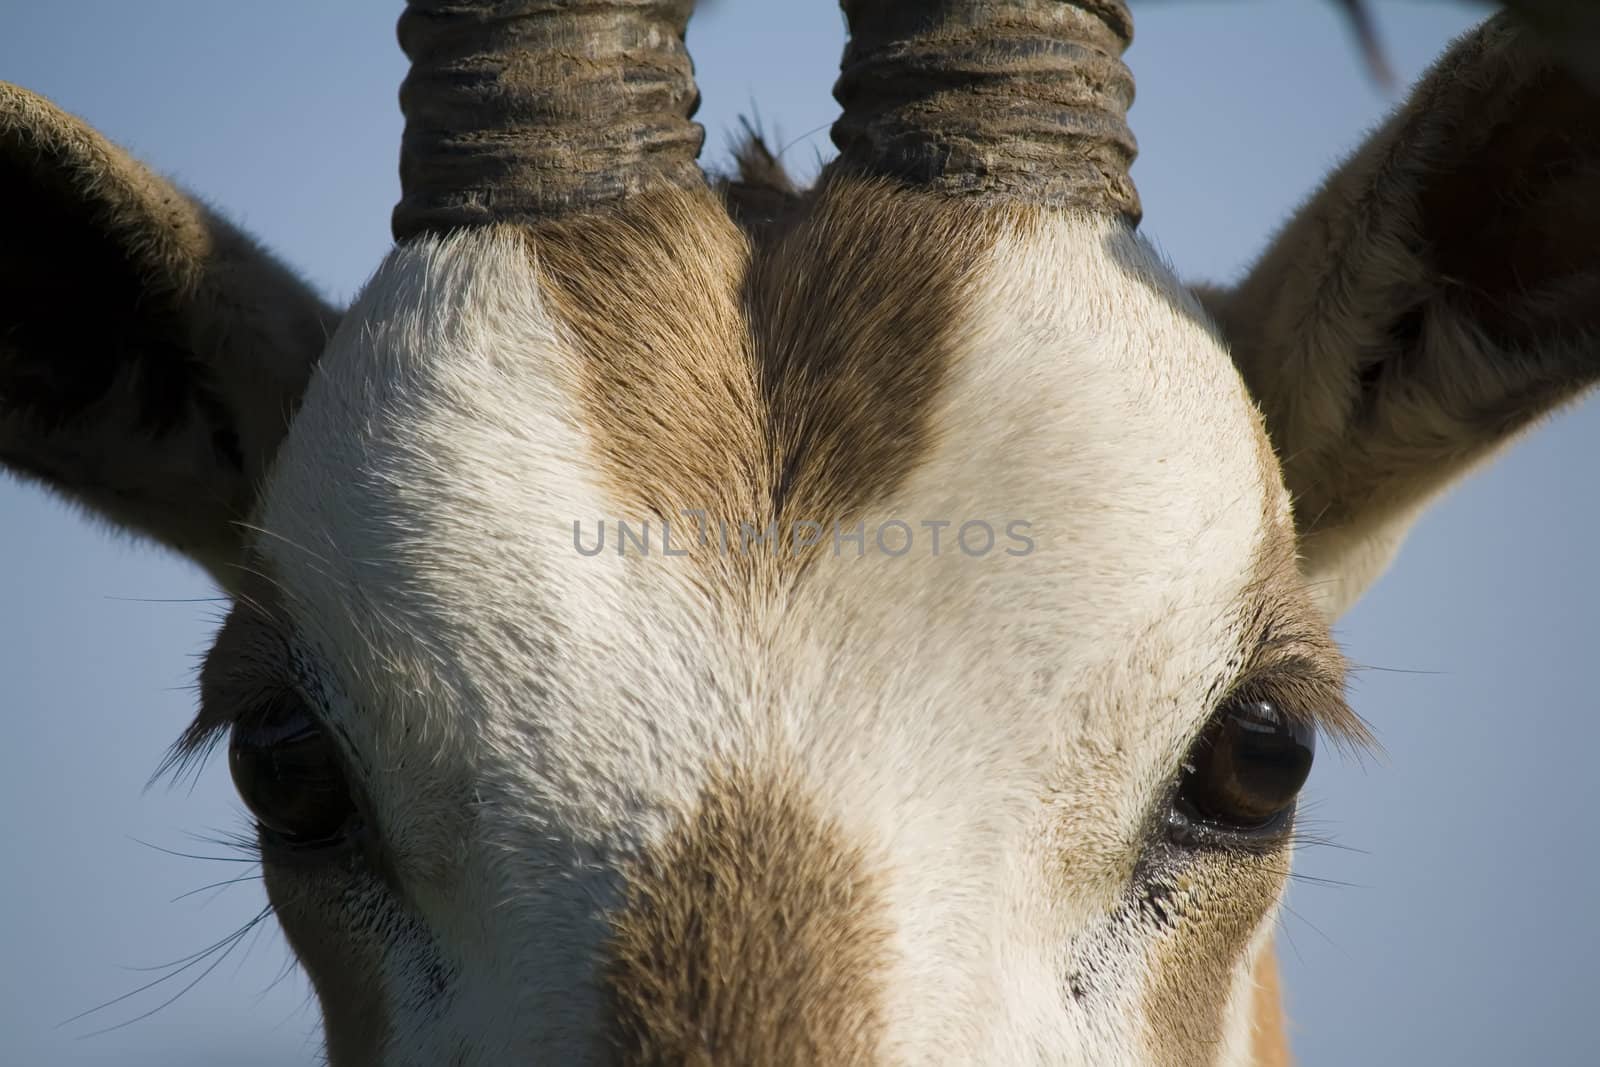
[392,0,706,240]
[831,1,1141,223]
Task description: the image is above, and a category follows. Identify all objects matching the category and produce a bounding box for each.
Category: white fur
[252,218,1292,1064]
[770,215,1285,1064]
[262,231,733,1060]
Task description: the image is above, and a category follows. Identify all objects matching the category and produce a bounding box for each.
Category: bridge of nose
[603,765,890,1065]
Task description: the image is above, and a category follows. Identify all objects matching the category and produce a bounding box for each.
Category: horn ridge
[831,1,1140,223]
[393,0,705,240]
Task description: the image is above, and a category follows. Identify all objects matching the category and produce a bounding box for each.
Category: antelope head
[3,2,1597,1064]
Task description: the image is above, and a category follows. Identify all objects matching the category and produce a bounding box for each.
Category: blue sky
[2,2,1597,1064]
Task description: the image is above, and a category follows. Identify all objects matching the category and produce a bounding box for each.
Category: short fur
[1197,17,1600,618]
[4,8,1597,1066]
[0,83,337,584]
[607,767,890,1065]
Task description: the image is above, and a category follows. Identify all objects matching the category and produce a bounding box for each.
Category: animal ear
[0,84,337,587]
[1198,14,1600,620]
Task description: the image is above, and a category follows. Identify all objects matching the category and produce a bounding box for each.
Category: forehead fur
[254,175,1296,778]
[238,177,1319,1062]
[530,178,1011,588]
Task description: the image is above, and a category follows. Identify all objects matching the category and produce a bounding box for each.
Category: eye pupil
[228,698,356,846]
[1178,699,1315,831]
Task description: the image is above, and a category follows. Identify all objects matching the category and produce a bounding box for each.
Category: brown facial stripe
[1139,852,1286,1067]
[1249,941,1292,1067]
[528,178,1004,582]
[747,177,1001,530]
[1137,520,1353,1066]
[528,188,765,548]
[605,767,890,1066]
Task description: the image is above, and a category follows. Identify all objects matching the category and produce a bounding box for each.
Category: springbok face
[3,3,1597,1065]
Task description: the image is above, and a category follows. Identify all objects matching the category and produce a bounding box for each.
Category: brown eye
[1175,698,1315,832]
[229,696,357,847]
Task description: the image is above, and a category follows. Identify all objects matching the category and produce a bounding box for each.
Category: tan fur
[531,188,765,553]
[1199,17,1600,618]
[1249,943,1291,1067]
[1140,854,1286,1067]
[606,766,890,1065]
[196,191,1349,1063]
[5,10,1599,1066]
[531,174,1006,587]
[748,177,1004,534]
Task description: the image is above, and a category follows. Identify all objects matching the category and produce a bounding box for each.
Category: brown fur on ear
[1199,14,1600,618]
[0,84,337,584]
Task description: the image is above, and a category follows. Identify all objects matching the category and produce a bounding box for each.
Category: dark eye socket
[1171,698,1315,841]
[229,695,358,849]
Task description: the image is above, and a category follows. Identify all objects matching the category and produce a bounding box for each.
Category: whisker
[1286,870,1367,891]
[117,917,267,975]
[62,905,273,1034]
[169,871,261,905]
[775,120,833,166]
[1284,810,1369,855]
[184,826,264,858]
[77,925,269,1039]
[1346,661,1444,676]
[259,951,306,1004]
[1277,898,1343,953]
[1274,914,1306,966]
[1228,849,1367,892]
[235,916,274,980]
[1288,832,1368,856]
[130,837,258,865]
